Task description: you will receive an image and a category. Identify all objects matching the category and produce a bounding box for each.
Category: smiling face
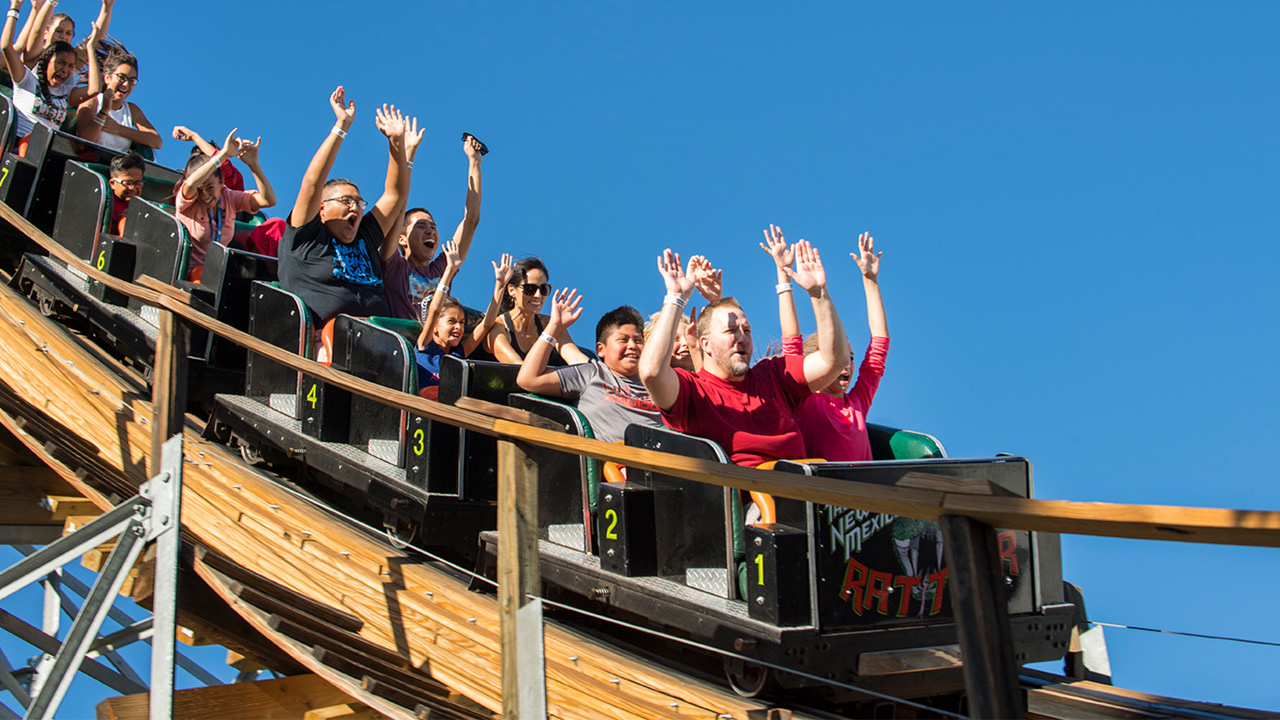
[670,316,693,370]
[699,306,753,379]
[319,183,363,244]
[599,323,644,377]
[45,50,75,87]
[109,167,143,202]
[507,267,550,316]
[194,172,223,208]
[45,17,73,46]
[104,62,138,103]
[433,306,466,349]
[399,210,439,264]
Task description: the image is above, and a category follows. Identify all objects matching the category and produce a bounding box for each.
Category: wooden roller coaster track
[1,199,1278,719]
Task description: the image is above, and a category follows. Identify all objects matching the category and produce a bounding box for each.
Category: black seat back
[244,281,313,419]
[508,393,593,552]
[436,356,522,501]
[331,315,415,466]
[51,161,109,261]
[624,424,736,599]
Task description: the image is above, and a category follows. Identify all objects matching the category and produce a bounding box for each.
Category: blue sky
[3,1,1279,715]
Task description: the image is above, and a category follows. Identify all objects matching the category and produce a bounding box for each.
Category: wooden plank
[456,397,565,433]
[303,703,387,720]
[44,494,99,518]
[233,580,365,634]
[938,515,1023,719]
[896,471,1018,497]
[148,308,187,477]
[497,440,542,719]
[942,494,1280,547]
[95,673,358,720]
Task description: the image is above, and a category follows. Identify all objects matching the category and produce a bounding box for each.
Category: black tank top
[501,312,566,366]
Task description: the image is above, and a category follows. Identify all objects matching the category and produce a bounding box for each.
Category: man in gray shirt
[516,298,662,443]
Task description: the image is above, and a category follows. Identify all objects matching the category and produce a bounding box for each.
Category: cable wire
[1092,621,1280,648]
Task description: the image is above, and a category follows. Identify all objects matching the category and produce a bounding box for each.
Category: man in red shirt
[639,241,847,467]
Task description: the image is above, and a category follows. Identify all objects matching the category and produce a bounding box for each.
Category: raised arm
[370,104,409,244]
[173,126,219,157]
[688,255,722,303]
[13,0,36,62]
[75,0,112,67]
[179,128,238,200]
[235,137,276,211]
[290,86,355,227]
[463,253,512,355]
[639,249,696,411]
[3,0,30,86]
[761,224,801,339]
[517,288,583,396]
[63,21,101,107]
[449,136,484,261]
[786,240,848,391]
[17,0,47,65]
[416,241,463,350]
[382,117,425,261]
[853,231,887,338]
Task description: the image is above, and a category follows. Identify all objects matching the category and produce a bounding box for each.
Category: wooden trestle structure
[2,201,1280,719]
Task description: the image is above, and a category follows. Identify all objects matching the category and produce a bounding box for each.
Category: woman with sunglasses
[481,257,589,366]
[74,50,161,152]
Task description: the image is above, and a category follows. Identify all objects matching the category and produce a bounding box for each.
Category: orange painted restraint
[602,441,627,484]
[748,459,825,526]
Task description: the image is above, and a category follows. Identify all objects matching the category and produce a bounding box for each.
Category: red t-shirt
[660,355,811,467]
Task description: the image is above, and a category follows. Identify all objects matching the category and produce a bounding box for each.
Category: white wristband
[6,10,19,19]
[539,332,558,348]
[776,282,793,294]
[436,284,450,296]
[330,125,347,139]
[663,294,687,309]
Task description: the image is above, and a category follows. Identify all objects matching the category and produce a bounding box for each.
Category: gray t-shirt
[556,360,662,443]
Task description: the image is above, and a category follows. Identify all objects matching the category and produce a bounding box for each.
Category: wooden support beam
[95,673,359,720]
[497,439,545,720]
[938,514,1023,719]
[148,309,188,478]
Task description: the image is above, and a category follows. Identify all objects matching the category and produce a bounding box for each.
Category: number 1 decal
[754,553,765,586]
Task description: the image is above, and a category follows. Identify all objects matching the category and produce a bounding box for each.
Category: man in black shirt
[278,86,420,329]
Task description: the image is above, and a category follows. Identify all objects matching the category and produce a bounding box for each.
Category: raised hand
[218,127,242,159]
[657,249,696,298]
[330,86,356,127]
[404,115,424,158]
[688,255,723,303]
[374,104,406,141]
[491,253,514,286]
[440,239,463,273]
[548,288,584,330]
[237,137,262,166]
[172,125,194,142]
[760,224,795,272]
[785,240,828,294]
[851,231,881,281]
[463,135,483,160]
[86,20,103,49]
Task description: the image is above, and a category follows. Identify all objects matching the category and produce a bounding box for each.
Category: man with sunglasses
[278,86,413,327]
[106,151,143,235]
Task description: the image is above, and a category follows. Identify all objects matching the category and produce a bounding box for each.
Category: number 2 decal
[604,508,619,540]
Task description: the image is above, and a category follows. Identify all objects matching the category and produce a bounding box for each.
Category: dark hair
[109,152,145,177]
[323,178,359,192]
[402,207,434,234]
[103,50,138,75]
[596,306,643,346]
[498,257,549,314]
[173,152,221,200]
[33,41,75,106]
[436,294,463,317]
[48,12,73,33]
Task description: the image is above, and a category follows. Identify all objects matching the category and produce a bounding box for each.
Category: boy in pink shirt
[762,225,888,462]
[174,128,277,279]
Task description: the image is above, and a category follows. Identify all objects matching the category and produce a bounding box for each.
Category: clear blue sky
[4,1,1280,715]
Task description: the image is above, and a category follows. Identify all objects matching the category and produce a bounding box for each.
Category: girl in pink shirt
[762,226,888,462]
[174,128,277,280]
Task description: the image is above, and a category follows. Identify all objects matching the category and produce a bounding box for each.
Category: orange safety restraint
[748,459,826,526]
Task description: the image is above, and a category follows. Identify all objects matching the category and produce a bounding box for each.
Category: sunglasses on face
[111,178,144,189]
[519,283,553,297]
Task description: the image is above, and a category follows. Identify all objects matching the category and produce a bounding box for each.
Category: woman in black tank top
[481,257,588,366]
